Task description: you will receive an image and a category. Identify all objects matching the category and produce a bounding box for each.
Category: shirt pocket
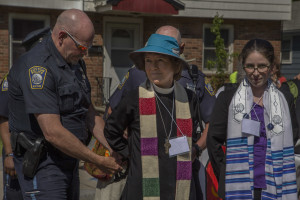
[58,85,77,113]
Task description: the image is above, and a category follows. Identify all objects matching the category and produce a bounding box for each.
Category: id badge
[169,136,190,157]
[242,118,260,137]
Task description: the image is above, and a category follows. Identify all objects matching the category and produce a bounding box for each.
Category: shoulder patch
[1,73,8,91]
[118,72,129,90]
[205,77,215,96]
[29,66,47,89]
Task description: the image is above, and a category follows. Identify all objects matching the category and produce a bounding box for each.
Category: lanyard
[154,92,185,137]
[244,95,263,122]
[156,93,174,140]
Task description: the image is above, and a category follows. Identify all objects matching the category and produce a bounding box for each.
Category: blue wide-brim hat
[129,33,189,71]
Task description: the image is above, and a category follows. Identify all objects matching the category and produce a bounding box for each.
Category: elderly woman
[104,33,200,200]
[207,39,298,200]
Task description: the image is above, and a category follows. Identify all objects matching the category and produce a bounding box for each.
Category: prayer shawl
[139,81,192,200]
[226,79,297,199]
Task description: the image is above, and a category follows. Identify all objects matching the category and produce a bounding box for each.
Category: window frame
[9,13,50,67]
[102,16,143,97]
[281,36,293,64]
[202,24,234,74]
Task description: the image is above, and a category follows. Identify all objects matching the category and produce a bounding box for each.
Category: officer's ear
[179,42,185,55]
[58,31,67,44]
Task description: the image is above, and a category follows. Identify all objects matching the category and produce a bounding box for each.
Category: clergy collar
[152,82,174,94]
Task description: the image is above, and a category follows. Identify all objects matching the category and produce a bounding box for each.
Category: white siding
[0,0,83,10]
[179,0,291,20]
[283,1,300,32]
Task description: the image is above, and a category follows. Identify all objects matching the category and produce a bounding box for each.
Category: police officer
[8,9,121,200]
[0,26,50,200]
[0,75,22,200]
[104,25,216,200]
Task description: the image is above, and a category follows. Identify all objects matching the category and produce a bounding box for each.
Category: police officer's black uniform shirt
[178,69,216,123]
[0,74,9,118]
[108,67,216,123]
[8,34,91,142]
[109,66,145,109]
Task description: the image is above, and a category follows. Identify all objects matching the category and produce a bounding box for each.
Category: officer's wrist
[5,153,13,157]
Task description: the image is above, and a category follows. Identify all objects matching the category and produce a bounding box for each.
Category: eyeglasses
[62,28,89,51]
[244,64,270,73]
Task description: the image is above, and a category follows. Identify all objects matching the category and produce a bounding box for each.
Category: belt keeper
[5,153,14,157]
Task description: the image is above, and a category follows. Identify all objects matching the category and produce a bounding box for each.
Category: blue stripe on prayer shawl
[273,167,283,172]
[282,180,297,186]
[262,192,278,199]
[225,196,252,200]
[225,195,252,200]
[227,138,247,147]
[265,172,276,178]
[226,170,249,175]
[283,169,296,174]
[275,184,282,189]
[284,157,296,162]
[226,153,249,159]
[227,159,249,164]
[225,190,252,199]
[283,146,294,152]
[282,188,298,195]
[266,161,273,165]
[266,180,276,186]
[225,178,251,183]
[226,136,297,199]
[226,190,252,195]
[283,164,296,169]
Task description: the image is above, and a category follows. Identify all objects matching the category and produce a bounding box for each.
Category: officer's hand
[97,156,123,174]
[4,156,17,177]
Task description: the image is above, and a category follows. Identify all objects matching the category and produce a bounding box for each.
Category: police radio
[189,64,199,86]
[187,64,204,136]
[186,64,199,93]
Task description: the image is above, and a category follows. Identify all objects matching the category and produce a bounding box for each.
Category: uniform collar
[47,35,68,68]
[180,68,191,79]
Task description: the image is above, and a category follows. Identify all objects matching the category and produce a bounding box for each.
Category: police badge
[29,66,47,89]
[1,73,8,91]
[205,77,215,96]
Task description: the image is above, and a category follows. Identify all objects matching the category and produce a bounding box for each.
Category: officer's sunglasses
[62,28,89,51]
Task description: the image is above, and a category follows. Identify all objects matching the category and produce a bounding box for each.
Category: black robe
[104,87,200,200]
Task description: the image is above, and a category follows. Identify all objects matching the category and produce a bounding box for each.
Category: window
[111,28,135,80]
[202,25,233,73]
[103,17,142,94]
[9,13,50,66]
[281,38,292,64]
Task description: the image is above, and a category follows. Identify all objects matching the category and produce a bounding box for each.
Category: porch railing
[95,77,112,107]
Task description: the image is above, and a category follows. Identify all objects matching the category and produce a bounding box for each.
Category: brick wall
[0,7,282,106]
[0,9,9,76]
[144,17,281,72]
